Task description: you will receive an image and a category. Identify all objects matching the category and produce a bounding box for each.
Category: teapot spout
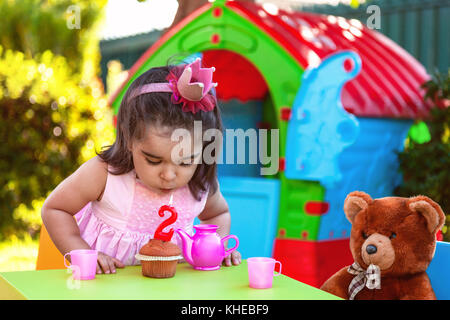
[175,228,194,266]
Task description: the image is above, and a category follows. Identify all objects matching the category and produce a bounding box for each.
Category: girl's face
[130,124,202,196]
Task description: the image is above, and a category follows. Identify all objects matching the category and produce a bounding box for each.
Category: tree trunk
[167,0,207,31]
[166,0,255,32]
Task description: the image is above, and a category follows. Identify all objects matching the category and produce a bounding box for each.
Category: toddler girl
[41,59,241,274]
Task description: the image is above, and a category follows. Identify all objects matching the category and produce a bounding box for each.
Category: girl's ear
[408,196,445,234]
[127,139,134,153]
[344,191,373,224]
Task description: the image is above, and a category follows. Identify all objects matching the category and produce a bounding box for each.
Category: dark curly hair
[98,65,223,201]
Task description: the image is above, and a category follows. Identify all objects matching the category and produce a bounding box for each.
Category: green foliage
[395,71,450,241]
[0,233,39,272]
[0,47,114,240]
[0,0,107,79]
[0,0,113,241]
[423,71,449,105]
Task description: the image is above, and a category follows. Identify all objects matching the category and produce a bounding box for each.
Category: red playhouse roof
[204,1,432,119]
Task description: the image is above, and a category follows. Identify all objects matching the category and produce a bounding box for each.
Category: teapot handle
[222,235,239,257]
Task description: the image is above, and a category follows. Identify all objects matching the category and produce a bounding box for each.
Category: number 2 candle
[154,194,178,242]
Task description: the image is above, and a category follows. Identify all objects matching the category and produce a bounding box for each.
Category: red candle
[154,194,178,242]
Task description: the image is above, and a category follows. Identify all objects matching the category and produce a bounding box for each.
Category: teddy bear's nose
[366,245,377,255]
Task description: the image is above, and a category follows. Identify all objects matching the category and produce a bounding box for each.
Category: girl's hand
[97,252,125,274]
[223,250,242,267]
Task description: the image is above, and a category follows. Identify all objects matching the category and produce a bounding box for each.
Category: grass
[0,234,39,272]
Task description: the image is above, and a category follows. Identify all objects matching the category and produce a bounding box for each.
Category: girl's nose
[160,166,176,182]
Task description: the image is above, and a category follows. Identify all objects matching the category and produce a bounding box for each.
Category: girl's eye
[390,233,397,239]
[145,158,161,165]
[180,162,193,167]
[362,232,368,239]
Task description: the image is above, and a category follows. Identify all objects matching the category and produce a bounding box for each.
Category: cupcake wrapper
[135,254,183,261]
[135,254,181,278]
[141,260,178,278]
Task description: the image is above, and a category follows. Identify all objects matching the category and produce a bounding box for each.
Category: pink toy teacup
[64,249,98,280]
[247,257,282,289]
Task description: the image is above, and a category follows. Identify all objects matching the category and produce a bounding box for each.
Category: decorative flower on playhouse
[167,58,218,114]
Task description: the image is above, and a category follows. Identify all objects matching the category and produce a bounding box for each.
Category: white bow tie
[347,262,381,300]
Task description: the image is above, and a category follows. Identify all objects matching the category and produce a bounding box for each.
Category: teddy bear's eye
[390,233,397,239]
[362,232,368,239]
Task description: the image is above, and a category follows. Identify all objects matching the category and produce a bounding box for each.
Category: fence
[100,31,161,90]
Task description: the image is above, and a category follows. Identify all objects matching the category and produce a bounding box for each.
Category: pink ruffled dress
[75,166,209,265]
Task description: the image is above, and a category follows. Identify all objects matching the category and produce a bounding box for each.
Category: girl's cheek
[181,166,197,181]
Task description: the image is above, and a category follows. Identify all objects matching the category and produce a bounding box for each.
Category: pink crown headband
[132,58,218,114]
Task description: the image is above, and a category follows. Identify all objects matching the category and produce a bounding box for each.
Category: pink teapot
[176,224,239,271]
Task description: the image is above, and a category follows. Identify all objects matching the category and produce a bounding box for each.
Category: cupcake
[135,239,182,278]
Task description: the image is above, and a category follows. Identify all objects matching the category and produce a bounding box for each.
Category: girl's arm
[41,156,124,273]
[197,182,241,266]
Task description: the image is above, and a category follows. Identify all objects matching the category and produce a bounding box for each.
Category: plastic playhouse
[106,0,434,288]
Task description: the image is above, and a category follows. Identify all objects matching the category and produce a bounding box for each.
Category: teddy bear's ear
[408,196,445,234]
[344,191,373,224]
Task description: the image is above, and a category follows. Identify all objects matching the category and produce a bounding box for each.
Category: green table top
[0,261,340,300]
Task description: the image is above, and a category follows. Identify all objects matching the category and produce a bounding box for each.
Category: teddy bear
[320,191,445,300]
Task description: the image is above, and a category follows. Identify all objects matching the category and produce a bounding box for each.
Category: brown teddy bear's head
[344,191,445,277]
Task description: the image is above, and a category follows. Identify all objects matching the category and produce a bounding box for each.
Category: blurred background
[0,0,448,272]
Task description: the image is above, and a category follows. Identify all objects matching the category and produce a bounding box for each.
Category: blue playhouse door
[193,177,279,259]
[195,99,280,259]
[218,177,279,259]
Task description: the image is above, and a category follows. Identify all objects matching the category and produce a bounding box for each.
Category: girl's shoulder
[75,156,108,201]
[81,155,108,172]
[42,156,109,216]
